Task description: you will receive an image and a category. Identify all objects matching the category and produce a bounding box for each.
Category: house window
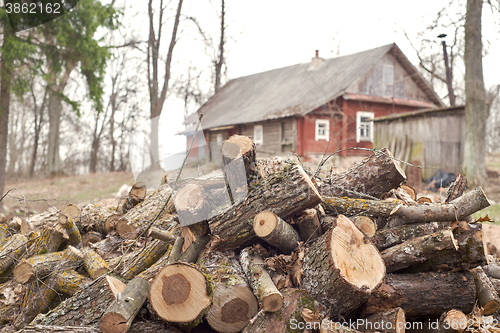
[254,125,263,145]
[217,133,223,147]
[356,111,374,142]
[383,65,394,85]
[315,119,329,141]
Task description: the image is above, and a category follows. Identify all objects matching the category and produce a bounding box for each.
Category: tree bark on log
[253,211,300,253]
[0,280,22,324]
[483,263,500,279]
[82,248,109,279]
[470,266,500,315]
[177,234,210,264]
[302,215,385,318]
[119,183,147,214]
[381,230,458,273]
[241,288,323,333]
[148,262,213,327]
[14,246,83,284]
[31,275,126,327]
[240,247,283,312]
[221,135,260,205]
[317,148,406,199]
[209,164,321,250]
[0,234,29,276]
[50,269,91,296]
[358,307,405,333]
[323,197,399,218]
[148,226,175,242]
[173,183,212,229]
[387,187,489,227]
[363,272,476,317]
[77,204,121,235]
[370,222,450,251]
[121,239,170,280]
[445,174,468,203]
[15,325,101,333]
[23,227,65,259]
[436,309,468,333]
[296,208,323,243]
[200,251,258,333]
[100,277,150,333]
[58,214,82,247]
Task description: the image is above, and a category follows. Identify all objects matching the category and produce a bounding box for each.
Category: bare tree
[214,0,226,93]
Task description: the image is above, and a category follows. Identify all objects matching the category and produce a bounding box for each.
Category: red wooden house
[182,43,443,163]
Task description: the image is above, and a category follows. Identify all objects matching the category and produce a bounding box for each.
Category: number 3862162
[5,2,61,14]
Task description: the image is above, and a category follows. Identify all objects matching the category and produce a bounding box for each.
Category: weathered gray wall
[240,117,296,157]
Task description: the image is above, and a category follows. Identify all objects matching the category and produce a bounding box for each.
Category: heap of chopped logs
[0,134,498,333]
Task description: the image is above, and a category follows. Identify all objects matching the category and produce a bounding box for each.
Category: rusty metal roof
[187,43,442,130]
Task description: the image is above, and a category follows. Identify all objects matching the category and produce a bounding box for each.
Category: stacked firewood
[0,134,496,333]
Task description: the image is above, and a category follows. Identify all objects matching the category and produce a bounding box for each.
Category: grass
[474,204,500,224]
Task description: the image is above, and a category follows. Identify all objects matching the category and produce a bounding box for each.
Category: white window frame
[356,111,375,143]
[254,125,263,145]
[315,119,329,142]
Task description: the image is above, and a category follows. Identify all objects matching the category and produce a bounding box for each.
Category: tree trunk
[240,247,283,312]
[463,0,488,186]
[302,215,385,319]
[148,262,212,327]
[32,275,126,327]
[470,266,500,315]
[381,230,458,273]
[317,148,406,199]
[47,90,62,175]
[363,272,476,317]
[358,307,406,333]
[214,0,225,93]
[209,164,321,250]
[253,211,300,253]
[200,251,258,333]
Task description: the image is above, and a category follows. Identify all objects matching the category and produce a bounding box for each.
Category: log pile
[0,135,497,333]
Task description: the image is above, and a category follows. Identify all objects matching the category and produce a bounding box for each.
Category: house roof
[374,105,464,122]
[185,43,443,131]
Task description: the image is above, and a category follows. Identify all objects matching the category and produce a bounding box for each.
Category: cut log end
[352,216,377,238]
[221,135,254,158]
[330,215,385,290]
[385,148,406,181]
[262,293,283,312]
[253,211,277,237]
[100,313,128,333]
[107,275,127,299]
[149,263,211,323]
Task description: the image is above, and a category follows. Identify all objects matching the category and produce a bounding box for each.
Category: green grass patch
[474,204,500,224]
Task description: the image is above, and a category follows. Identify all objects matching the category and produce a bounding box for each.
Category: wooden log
[470,266,500,315]
[417,196,432,204]
[401,184,417,201]
[323,196,399,218]
[436,309,468,333]
[148,226,175,242]
[32,275,126,327]
[115,184,175,239]
[317,148,406,199]
[100,277,150,333]
[51,269,92,296]
[177,234,210,264]
[82,248,109,279]
[77,204,121,235]
[302,215,385,318]
[381,229,458,273]
[13,277,59,329]
[363,272,476,317]
[173,183,212,228]
[387,187,490,227]
[26,208,60,230]
[352,216,377,237]
[221,135,259,204]
[483,263,500,279]
[135,238,183,283]
[358,307,405,333]
[121,239,170,280]
[148,262,213,327]
[296,208,323,243]
[445,174,468,203]
[128,321,183,333]
[253,211,300,253]
[60,204,81,218]
[0,223,8,247]
[209,163,321,250]
[241,288,324,333]
[82,231,103,247]
[0,233,28,275]
[14,246,83,284]
[370,222,450,251]
[240,247,283,312]
[15,325,101,333]
[119,183,147,214]
[23,226,65,259]
[199,251,258,333]
[0,279,23,324]
[167,236,185,264]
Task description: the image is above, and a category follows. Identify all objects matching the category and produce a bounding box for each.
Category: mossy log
[470,266,500,315]
[436,309,468,333]
[77,204,121,235]
[363,272,476,317]
[322,196,400,218]
[317,148,406,199]
[0,233,29,275]
[58,214,82,247]
[14,246,83,284]
[100,277,150,333]
[296,208,323,243]
[121,239,170,280]
[82,248,109,279]
[301,215,385,319]
[200,250,258,333]
[370,222,450,251]
[358,307,405,333]
[119,183,147,214]
[15,325,101,333]
[351,216,377,237]
[0,224,9,247]
[241,288,324,333]
[31,275,126,327]
[148,262,213,327]
[23,226,65,259]
[209,164,321,250]
[381,229,458,273]
[115,185,175,239]
[253,211,300,253]
[240,247,283,312]
[51,269,92,296]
